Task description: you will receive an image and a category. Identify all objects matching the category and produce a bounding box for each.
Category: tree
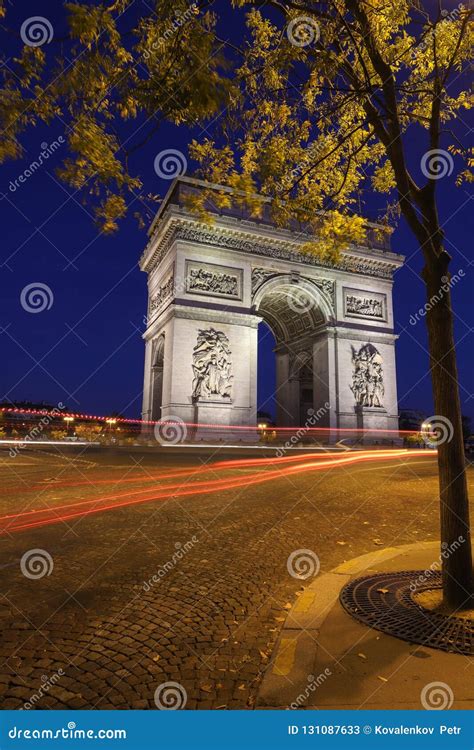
[0,1,231,231]
[1,0,472,607]
[190,0,474,610]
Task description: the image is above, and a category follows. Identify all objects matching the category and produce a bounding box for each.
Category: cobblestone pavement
[0,447,471,709]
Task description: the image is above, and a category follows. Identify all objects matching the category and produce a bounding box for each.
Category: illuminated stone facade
[140,178,403,434]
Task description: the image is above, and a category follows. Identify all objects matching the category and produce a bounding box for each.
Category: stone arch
[141,179,401,435]
[252,276,332,428]
[252,274,333,343]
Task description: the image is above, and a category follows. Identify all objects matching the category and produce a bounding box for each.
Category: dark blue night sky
[1,1,472,423]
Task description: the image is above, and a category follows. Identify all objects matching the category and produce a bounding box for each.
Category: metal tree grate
[339,571,474,656]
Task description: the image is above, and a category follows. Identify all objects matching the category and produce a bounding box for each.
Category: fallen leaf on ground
[357,653,367,660]
[373,539,384,545]
[377,676,388,682]
[377,588,390,594]
[336,541,347,546]
[200,684,212,692]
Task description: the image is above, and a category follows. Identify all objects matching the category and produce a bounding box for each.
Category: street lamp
[63,416,74,435]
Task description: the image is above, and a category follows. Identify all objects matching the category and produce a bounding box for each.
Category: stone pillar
[334,330,400,435]
[312,331,337,430]
[150,364,164,420]
[158,308,260,433]
[287,377,300,427]
[141,338,154,421]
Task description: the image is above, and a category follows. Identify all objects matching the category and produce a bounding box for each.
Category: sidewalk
[257,542,473,710]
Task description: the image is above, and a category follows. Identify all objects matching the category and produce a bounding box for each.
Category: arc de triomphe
[140,177,403,434]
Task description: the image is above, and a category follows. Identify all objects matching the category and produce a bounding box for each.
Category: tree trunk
[423,257,473,609]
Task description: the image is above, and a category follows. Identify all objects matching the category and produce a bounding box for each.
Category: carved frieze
[311,277,336,311]
[314,278,335,298]
[192,328,233,401]
[251,267,278,294]
[344,288,387,321]
[148,273,174,318]
[350,343,384,408]
[143,218,400,280]
[185,261,243,300]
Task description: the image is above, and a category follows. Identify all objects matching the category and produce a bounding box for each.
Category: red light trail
[1,449,435,535]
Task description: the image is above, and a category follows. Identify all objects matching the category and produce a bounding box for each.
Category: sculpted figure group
[351,343,384,408]
[192,328,233,400]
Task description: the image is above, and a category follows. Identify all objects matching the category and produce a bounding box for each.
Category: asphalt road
[0,445,470,709]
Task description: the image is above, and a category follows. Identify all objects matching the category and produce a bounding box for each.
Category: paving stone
[0,450,455,709]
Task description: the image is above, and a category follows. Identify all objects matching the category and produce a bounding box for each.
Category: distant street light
[63,416,74,434]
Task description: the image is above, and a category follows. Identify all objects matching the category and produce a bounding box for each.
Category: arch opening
[257,321,277,423]
[254,281,327,428]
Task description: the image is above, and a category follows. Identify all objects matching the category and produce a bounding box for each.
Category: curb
[257,541,439,708]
